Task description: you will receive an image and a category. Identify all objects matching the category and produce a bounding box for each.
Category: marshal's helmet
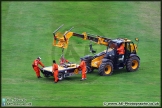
[37,57,41,60]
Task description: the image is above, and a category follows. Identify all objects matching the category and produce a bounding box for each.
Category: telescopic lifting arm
[53,25,112,49]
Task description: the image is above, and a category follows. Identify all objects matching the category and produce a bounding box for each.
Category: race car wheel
[58,73,64,81]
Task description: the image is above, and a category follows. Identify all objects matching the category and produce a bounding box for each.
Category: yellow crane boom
[53,26,111,49]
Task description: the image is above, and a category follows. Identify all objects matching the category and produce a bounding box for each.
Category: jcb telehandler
[52,24,140,76]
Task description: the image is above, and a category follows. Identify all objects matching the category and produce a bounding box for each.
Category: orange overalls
[117,44,125,55]
[78,60,87,79]
[32,59,44,77]
[52,63,59,82]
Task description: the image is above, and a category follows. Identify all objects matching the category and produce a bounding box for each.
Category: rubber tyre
[98,62,113,76]
[86,65,94,73]
[58,73,64,81]
[126,56,140,72]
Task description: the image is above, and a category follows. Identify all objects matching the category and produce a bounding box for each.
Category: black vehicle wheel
[98,62,113,76]
[126,56,140,72]
[86,66,94,73]
[58,73,64,81]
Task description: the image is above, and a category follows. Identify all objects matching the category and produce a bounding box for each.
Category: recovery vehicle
[47,24,140,77]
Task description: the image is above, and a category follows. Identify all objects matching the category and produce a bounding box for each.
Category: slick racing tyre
[58,73,64,81]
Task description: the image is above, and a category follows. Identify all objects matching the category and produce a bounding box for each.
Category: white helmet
[37,57,41,60]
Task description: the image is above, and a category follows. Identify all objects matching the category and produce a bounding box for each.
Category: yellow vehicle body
[90,49,112,68]
[91,54,105,68]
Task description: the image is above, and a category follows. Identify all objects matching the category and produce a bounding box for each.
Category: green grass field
[2,1,161,107]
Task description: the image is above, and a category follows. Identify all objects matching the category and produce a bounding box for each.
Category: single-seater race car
[40,63,82,81]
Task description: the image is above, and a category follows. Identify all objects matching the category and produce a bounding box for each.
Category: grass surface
[1,1,161,107]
